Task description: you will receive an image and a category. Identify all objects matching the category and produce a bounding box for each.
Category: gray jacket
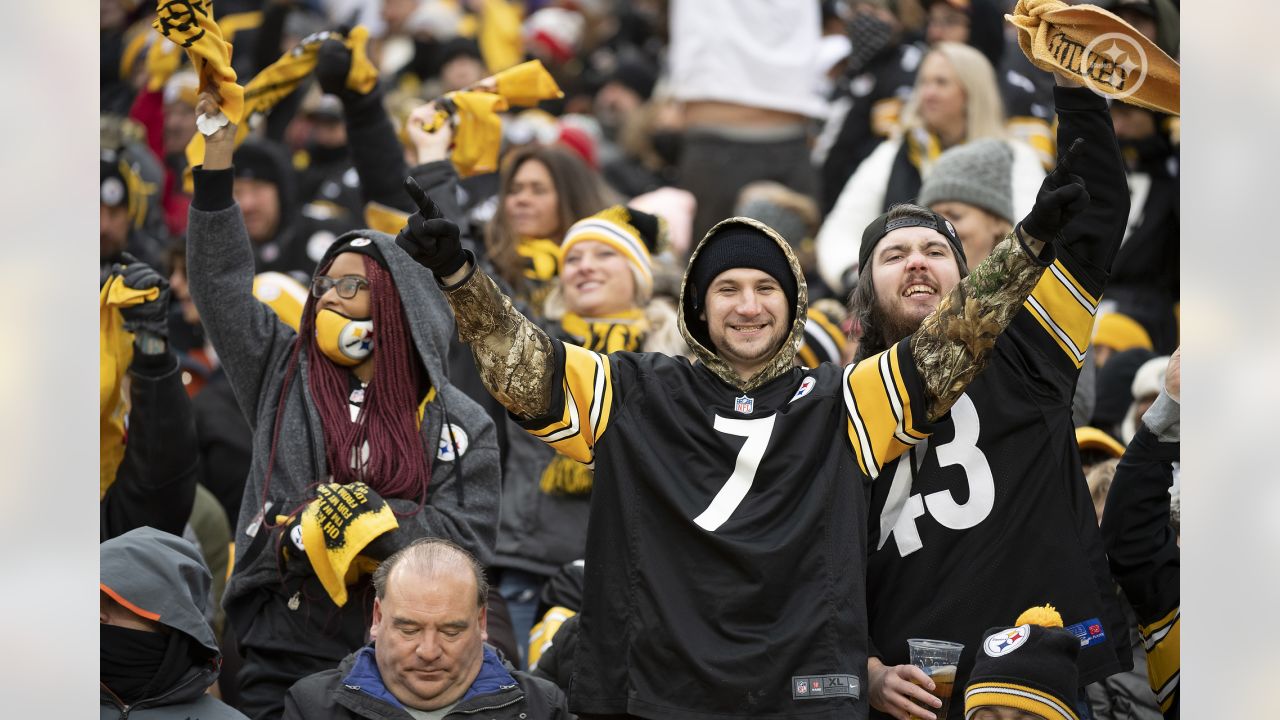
[185,168,501,619]
[100,527,248,720]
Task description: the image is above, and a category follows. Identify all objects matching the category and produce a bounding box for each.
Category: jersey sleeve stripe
[886,346,927,443]
[1024,259,1099,368]
[845,346,920,479]
[1139,607,1180,709]
[843,364,878,477]
[525,344,615,464]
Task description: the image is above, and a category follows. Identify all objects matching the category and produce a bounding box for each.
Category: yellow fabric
[153,0,245,123]
[905,128,944,175]
[799,307,848,368]
[1008,115,1056,170]
[493,59,564,107]
[844,345,927,479]
[965,682,1080,720]
[217,10,263,41]
[300,482,399,607]
[517,237,563,282]
[1093,311,1152,352]
[478,0,525,73]
[1006,0,1180,115]
[100,277,161,501]
[526,344,615,465]
[252,272,309,331]
[1025,259,1099,369]
[121,29,153,81]
[1075,426,1125,458]
[446,91,509,177]
[119,157,157,231]
[1015,604,1064,627]
[179,26,379,192]
[364,201,411,236]
[539,453,594,495]
[144,36,183,92]
[1138,606,1180,712]
[560,309,648,354]
[528,605,576,670]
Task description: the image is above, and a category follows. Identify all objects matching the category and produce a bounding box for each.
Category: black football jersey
[867,85,1135,715]
[518,339,931,719]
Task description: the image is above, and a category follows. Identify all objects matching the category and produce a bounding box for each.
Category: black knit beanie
[857,208,966,277]
[233,140,286,189]
[317,233,389,274]
[685,223,798,349]
[965,606,1082,720]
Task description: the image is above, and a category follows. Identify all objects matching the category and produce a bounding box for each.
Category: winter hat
[965,605,1082,720]
[233,140,287,189]
[1121,354,1168,442]
[317,232,389,273]
[524,7,584,65]
[1093,312,1153,353]
[684,221,798,350]
[560,205,663,296]
[437,36,484,68]
[798,302,849,368]
[101,152,130,209]
[858,207,965,278]
[918,138,1016,224]
[1075,425,1125,460]
[605,58,657,101]
[1092,347,1155,430]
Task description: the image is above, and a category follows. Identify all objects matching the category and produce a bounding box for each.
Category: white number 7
[693,414,777,531]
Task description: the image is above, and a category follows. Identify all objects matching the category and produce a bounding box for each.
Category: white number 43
[877,394,995,557]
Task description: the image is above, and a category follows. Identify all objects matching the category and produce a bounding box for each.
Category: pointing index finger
[403,177,441,219]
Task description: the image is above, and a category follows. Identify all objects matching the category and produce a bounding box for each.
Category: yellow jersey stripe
[844,346,917,478]
[526,344,614,464]
[1140,609,1180,705]
[886,346,927,442]
[1025,260,1098,367]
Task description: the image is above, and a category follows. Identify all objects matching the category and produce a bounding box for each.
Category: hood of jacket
[677,216,808,392]
[311,229,455,388]
[100,527,220,706]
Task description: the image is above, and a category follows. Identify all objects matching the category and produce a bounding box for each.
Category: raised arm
[185,92,299,425]
[394,179,556,419]
[911,142,1089,421]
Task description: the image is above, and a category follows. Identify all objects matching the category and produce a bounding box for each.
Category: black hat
[233,140,288,188]
[684,221,798,350]
[605,58,657,101]
[965,605,1082,720]
[857,207,965,277]
[317,232,389,274]
[101,151,129,208]
[437,36,484,68]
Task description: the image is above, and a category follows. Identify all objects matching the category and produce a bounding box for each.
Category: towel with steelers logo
[300,482,398,606]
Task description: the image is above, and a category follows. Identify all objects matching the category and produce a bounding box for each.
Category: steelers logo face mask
[315,308,374,366]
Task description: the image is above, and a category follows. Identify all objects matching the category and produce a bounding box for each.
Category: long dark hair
[484,144,611,289]
[262,254,431,520]
[850,203,971,363]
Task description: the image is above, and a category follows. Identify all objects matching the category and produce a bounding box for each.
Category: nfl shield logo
[734,395,754,414]
[796,680,807,695]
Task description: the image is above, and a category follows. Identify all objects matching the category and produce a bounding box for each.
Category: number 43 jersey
[517,338,933,720]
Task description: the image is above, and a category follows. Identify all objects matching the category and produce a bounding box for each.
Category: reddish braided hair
[305,255,432,500]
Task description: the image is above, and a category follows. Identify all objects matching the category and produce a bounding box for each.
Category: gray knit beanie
[918,138,1015,223]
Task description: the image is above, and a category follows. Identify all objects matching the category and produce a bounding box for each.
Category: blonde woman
[816,42,1045,293]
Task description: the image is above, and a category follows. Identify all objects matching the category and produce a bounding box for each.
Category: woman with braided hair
[185,92,501,720]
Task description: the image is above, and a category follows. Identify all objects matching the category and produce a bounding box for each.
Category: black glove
[112,253,170,340]
[396,177,467,278]
[314,35,354,97]
[1019,138,1091,242]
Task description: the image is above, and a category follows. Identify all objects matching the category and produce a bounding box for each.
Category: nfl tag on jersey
[734,395,754,414]
[790,376,817,404]
[437,423,470,462]
[792,674,860,700]
[1065,617,1108,648]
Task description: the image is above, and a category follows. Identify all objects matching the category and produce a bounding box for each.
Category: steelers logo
[1081,32,1148,102]
[338,320,374,360]
[984,624,1032,657]
[101,177,125,206]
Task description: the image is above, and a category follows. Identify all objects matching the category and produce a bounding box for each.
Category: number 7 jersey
[517,338,933,720]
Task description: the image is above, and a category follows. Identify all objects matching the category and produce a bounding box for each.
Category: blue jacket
[283,644,572,720]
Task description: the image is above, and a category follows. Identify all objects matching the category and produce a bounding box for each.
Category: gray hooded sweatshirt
[185,167,501,629]
[100,527,247,719]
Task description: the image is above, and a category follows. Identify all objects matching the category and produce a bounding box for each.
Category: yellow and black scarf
[559,309,649,355]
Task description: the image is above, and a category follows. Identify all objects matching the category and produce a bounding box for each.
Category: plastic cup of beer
[907,638,963,720]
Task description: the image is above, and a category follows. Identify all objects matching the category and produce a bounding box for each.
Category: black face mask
[100,624,198,706]
[844,12,896,77]
[650,131,683,167]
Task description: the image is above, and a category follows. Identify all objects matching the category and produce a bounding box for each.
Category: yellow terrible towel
[300,482,399,607]
[153,0,245,123]
[180,26,379,192]
[100,277,160,501]
[1006,0,1179,115]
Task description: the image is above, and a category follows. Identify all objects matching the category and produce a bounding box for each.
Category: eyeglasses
[311,275,370,299]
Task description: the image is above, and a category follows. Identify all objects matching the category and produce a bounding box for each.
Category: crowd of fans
[99,1,1180,719]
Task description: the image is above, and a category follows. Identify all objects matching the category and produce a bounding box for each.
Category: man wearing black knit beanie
[394,130,1081,715]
